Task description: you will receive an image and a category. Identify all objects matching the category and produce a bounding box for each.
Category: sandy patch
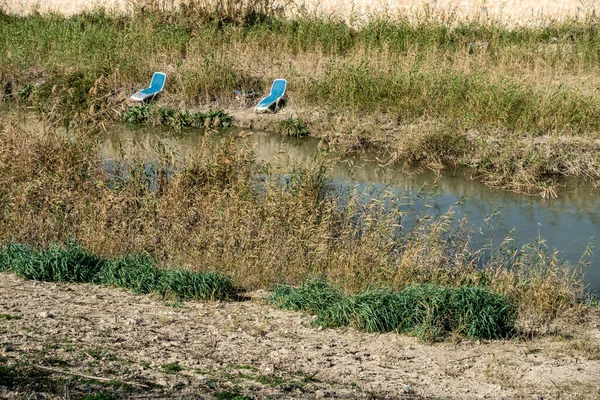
[1,273,599,399]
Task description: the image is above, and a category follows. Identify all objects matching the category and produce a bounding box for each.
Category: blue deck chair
[254,79,287,113]
[130,72,166,102]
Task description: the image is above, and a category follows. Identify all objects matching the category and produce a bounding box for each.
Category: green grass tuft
[0,242,105,283]
[0,243,235,301]
[0,314,21,320]
[213,390,253,400]
[80,394,117,400]
[96,253,161,294]
[157,269,236,301]
[271,279,517,340]
[270,278,348,327]
[160,362,183,374]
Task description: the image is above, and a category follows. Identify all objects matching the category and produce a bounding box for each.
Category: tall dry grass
[0,112,588,333]
[2,5,600,193]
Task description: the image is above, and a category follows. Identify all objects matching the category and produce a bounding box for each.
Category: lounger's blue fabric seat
[254,79,287,113]
[130,72,166,102]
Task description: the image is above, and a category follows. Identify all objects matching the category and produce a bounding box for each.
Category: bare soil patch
[1,273,599,399]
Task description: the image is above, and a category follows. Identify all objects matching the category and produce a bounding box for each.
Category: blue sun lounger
[130,72,166,102]
[254,79,287,113]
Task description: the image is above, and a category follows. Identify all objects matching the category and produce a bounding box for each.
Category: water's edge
[100,124,600,291]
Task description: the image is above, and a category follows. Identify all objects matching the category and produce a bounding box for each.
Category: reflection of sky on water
[100,125,600,291]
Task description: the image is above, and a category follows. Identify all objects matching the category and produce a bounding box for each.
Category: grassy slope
[1,8,600,193]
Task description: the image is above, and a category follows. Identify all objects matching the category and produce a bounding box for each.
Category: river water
[100,125,600,291]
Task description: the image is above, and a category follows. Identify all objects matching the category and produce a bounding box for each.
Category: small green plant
[122,104,152,124]
[0,314,21,320]
[155,108,232,131]
[280,117,310,137]
[213,390,253,400]
[80,394,116,400]
[206,109,232,128]
[0,364,21,388]
[157,107,193,131]
[17,84,33,100]
[160,362,183,374]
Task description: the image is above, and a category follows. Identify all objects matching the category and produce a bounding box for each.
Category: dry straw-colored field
[2,0,600,23]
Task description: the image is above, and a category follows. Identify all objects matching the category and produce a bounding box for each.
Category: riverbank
[2,8,600,195]
[1,273,600,399]
[0,109,590,335]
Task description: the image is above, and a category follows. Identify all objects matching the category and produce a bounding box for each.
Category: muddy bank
[1,273,599,399]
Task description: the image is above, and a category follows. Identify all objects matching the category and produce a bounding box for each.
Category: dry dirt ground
[2,0,599,23]
[1,273,600,400]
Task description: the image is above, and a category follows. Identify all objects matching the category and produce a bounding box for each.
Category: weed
[213,390,253,400]
[0,314,21,320]
[96,253,160,294]
[123,106,232,131]
[80,395,116,400]
[0,241,105,283]
[0,362,20,388]
[0,242,235,301]
[271,279,517,340]
[123,104,152,124]
[255,374,285,387]
[157,269,236,300]
[280,117,310,137]
[17,84,33,100]
[160,362,183,374]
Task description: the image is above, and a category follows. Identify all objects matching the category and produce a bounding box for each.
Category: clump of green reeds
[0,242,235,301]
[271,278,517,340]
[123,105,232,131]
[0,242,105,283]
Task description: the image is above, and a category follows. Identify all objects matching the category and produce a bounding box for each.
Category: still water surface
[100,125,600,291]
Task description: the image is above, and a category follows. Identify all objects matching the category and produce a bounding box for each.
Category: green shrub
[280,117,310,137]
[0,244,32,272]
[122,103,152,124]
[126,107,232,131]
[271,277,347,325]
